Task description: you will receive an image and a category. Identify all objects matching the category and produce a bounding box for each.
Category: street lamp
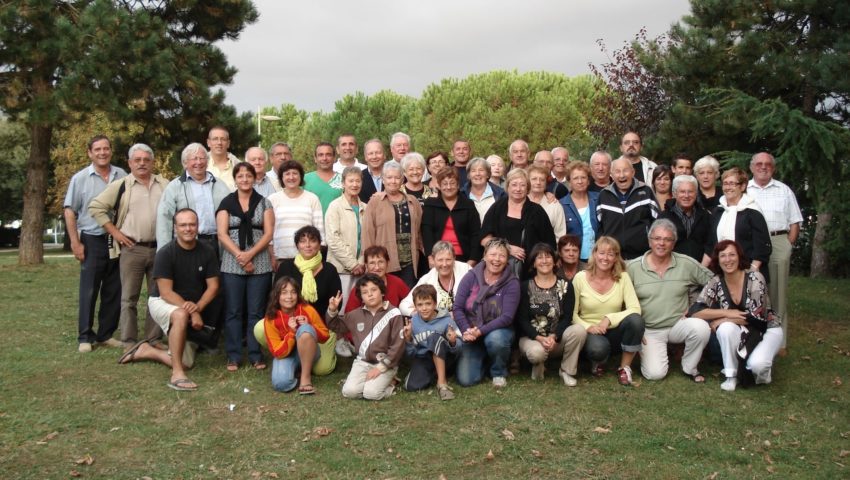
[257,106,282,146]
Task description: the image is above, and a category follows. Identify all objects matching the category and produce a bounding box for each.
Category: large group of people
[65,128,802,399]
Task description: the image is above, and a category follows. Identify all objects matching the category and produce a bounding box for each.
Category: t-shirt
[151,240,220,301]
[303,171,343,215]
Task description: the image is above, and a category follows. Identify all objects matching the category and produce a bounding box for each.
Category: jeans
[583,313,645,363]
[456,327,513,386]
[271,324,320,392]
[78,233,121,343]
[222,272,272,364]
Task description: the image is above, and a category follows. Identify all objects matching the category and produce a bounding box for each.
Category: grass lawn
[0,257,848,479]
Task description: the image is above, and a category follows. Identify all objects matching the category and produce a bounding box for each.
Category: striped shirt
[268,189,325,259]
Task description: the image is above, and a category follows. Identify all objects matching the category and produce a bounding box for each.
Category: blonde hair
[585,236,626,281]
[505,167,530,190]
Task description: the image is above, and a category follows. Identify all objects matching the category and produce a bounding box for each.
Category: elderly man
[359,138,386,202]
[659,175,712,264]
[119,208,221,391]
[333,134,366,173]
[747,152,803,354]
[508,139,530,170]
[206,126,240,191]
[672,154,693,177]
[627,219,713,381]
[451,139,472,186]
[304,141,343,214]
[245,146,277,197]
[588,150,613,193]
[618,131,657,185]
[597,158,659,259]
[89,143,169,348]
[267,142,292,190]
[389,132,411,161]
[533,150,569,199]
[64,135,127,353]
[551,147,570,185]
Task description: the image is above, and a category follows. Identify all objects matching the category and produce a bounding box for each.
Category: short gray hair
[671,174,698,194]
[551,146,569,156]
[693,156,720,177]
[269,142,291,154]
[590,150,612,165]
[431,240,456,258]
[648,218,678,243]
[382,160,403,177]
[244,146,267,162]
[181,143,207,167]
[390,132,410,145]
[468,157,491,177]
[401,152,426,171]
[128,143,154,159]
[341,165,362,182]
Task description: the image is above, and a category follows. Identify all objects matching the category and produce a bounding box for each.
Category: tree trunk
[810,211,831,278]
[18,123,52,266]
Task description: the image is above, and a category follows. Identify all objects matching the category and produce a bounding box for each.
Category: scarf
[219,190,263,250]
[294,252,322,303]
[717,193,760,242]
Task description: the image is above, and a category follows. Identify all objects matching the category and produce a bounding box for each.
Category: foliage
[0,118,28,223]
[325,90,417,148]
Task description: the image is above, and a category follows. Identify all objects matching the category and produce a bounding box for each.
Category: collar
[747,178,777,190]
[182,170,215,184]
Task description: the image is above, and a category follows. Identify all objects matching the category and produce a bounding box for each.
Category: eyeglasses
[722,181,742,187]
[208,137,229,143]
[650,236,675,243]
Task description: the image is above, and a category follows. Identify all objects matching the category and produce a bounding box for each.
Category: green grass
[0,260,848,479]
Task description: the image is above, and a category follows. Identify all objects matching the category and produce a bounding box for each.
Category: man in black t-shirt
[118,208,220,391]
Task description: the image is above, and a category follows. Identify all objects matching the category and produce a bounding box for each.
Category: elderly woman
[465,156,506,223]
[267,160,324,264]
[708,167,771,279]
[528,166,567,239]
[422,167,481,266]
[689,240,782,391]
[401,152,436,203]
[426,151,449,192]
[517,243,586,386]
[660,175,712,264]
[556,234,584,280]
[453,238,520,388]
[325,166,368,308]
[399,241,472,316]
[486,155,506,187]
[362,160,423,287]
[694,155,721,210]
[559,161,599,263]
[572,236,645,386]
[481,168,556,278]
[652,165,674,211]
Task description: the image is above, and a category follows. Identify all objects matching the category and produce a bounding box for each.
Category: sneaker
[754,368,772,385]
[97,338,123,348]
[492,376,507,388]
[617,366,633,386]
[721,377,737,391]
[335,338,355,357]
[437,384,455,401]
[78,342,92,353]
[559,371,578,387]
[591,362,605,377]
[531,363,545,380]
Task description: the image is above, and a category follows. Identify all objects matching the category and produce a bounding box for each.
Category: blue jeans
[222,272,272,364]
[456,327,513,386]
[271,324,320,392]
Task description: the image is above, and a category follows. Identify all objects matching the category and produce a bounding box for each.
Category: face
[611,159,635,191]
[594,244,618,273]
[343,172,362,197]
[722,175,745,203]
[649,227,675,258]
[452,141,471,165]
[696,167,717,190]
[234,167,256,192]
[173,211,199,244]
[245,148,267,177]
[278,283,299,311]
[553,150,569,176]
[673,159,693,176]
[439,176,459,199]
[533,152,554,174]
[674,180,697,210]
[507,176,528,201]
[88,139,113,169]
[337,136,357,162]
[364,142,386,170]
[509,141,529,168]
[390,136,409,160]
[366,255,388,278]
[382,168,402,194]
[128,149,153,179]
[296,235,320,259]
[468,164,488,186]
[560,243,580,266]
[270,145,292,171]
[484,245,509,275]
[359,281,384,309]
[569,168,589,194]
[750,153,775,185]
[404,161,425,184]
[207,128,230,156]
[434,250,455,277]
[529,171,547,194]
[654,173,672,194]
[590,155,611,183]
[620,132,641,158]
[718,244,740,275]
[414,297,437,320]
[533,251,554,275]
[314,145,335,171]
[427,155,447,176]
[487,158,504,178]
[281,168,301,189]
[184,148,208,180]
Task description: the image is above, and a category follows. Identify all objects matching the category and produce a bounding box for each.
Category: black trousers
[77,233,121,343]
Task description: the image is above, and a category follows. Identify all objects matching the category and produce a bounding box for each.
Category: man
[451,139,471,186]
[659,175,712,264]
[304,142,343,214]
[627,219,713,381]
[206,126,240,191]
[597,158,659,260]
[589,150,613,192]
[267,142,292,190]
[508,139,530,170]
[672,154,693,177]
[89,143,169,348]
[532,150,569,199]
[245,146,277,197]
[360,138,386,202]
[333,134,366,173]
[747,152,803,353]
[64,135,127,353]
[618,131,657,185]
[551,147,570,185]
[119,208,221,391]
[389,132,411,162]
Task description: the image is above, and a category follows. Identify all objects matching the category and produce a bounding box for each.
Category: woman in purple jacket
[452,238,521,388]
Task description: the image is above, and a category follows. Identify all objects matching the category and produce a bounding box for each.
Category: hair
[430,240,456,258]
[708,240,751,275]
[648,218,678,243]
[508,139,529,155]
[412,284,438,303]
[566,161,591,181]
[505,167,530,190]
[390,132,411,145]
[208,125,229,138]
[435,165,460,185]
[527,165,549,180]
[533,151,553,163]
[589,150,612,165]
[363,138,383,152]
[293,225,322,245]
[467,157,491,178]
[673,154,692,166]
[341,165,363,183]
[621,130,641,143]
[172,207,198,225]
[528,242,556,276]
[244,146,267,162]
[337,133,356,145]
[363,245,390,262]
[87,135,111,151]
[483,237,510,257]
[180,143,208,167]
[231,161,256,180]
[315,141,334,155]
[558,233,581,250]
[652,165,673,189]
[277,159,305,186]
[355,273,386,301]
[671,174,698,194]
[452,139,470,149]
[693,156,720,177]
[382,160,403,177]
[265,276,305,318]
[401,152,426,172]
[750,152,775,166]
[426,151,449,168]
[128,143,153,159]
[721,167,748,185]
[551,146,569,157]
[586,236,626,280]
[269,142,291,154]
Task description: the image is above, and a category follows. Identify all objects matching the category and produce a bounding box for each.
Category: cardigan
[324,195,367,273]
[361,193,423,276]
[481,197,556,252]
[264,303,330,358]
[421,194,482,263]
[571,270,641,329]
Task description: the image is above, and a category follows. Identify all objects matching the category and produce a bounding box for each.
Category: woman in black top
[421,167,481,265]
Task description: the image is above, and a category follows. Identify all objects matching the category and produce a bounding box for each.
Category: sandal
[226,361,239,372]
[118,340,148,364]
[298,384,315,395]
[686,372,706,383]
[252,361,267,371]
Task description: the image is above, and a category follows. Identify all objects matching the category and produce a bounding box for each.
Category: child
[263,276,330,395]
[402,284,462,400]
[326,274,405,400]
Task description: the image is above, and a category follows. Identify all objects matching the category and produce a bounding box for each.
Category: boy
[326,274,404,400]
[402,285,462,400]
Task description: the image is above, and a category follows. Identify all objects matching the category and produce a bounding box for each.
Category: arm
[603,273,641,328]
[156,184,177,249]
[420,203,438,259]
[479,277,520,335]
[452,273,474,332]
[553,279,576,342]
[571,274,593,330]
[63,208,84,262]
[788,222,800,246]
[312,196,326,245]
[381,315,407,370]
[325,202,360,271]
[264,316,296,358]
[244,206,275,261]
[515,281,538,340]
[748,210,772,269]
[305,305,330,343]
[216,210,243,259]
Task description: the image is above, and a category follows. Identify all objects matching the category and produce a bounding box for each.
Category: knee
[715,322,739,340]
[641,363,668,381]
[585,338,610,362]
[621,313,645,332]
[524,344,547,364]
[362,381,390,401]
[341,381,363,399]
[455,362,482,387]
[484,329,512,351]
[272,377,297,393]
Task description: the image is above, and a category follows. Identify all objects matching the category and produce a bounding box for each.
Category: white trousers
[641,317,710,380]
[341,358,397,400]
[715,323,782,380]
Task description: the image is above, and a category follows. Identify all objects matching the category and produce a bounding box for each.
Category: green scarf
[294,252,322,303]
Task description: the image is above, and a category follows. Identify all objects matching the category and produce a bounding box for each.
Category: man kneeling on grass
[118,208,220,391]
[402,284,462,400]
[326,274,404,400]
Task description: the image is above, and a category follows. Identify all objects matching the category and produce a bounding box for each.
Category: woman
[559,161,599,263]
[453,238,520,388]
[422,167,481,265]
[399,241,472,316]
[652,165,673,211]
[694,155,721,210]
[345,245,411,313]
[325,166,367,308]
[709,167,771,279]
[401,152,436,204]
[517,243,586,386]
[426,151,449,192]
[571,236,645,386]
[267,160,324,264]
[274,226,341,319]
[481,168,556,278]
[689,240,782,391]
[486,155,506,187]
[216,162,275,371]
[362,160,423,287]
[528,166,567,239]
[556,234,584,280]
[465,157,505,223]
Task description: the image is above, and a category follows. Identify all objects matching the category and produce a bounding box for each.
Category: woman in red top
[264,276,330,395]
[344,245,410,312]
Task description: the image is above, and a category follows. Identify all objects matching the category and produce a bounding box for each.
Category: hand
[351,264,366,276]
[181,301,200,314]
[446,326,457,345]
[467,260,477,268]
[242,261,255,274]
[113,231,135,249]
[287,316,298,330]
[71,241,85,262]
[402,319,413,342]
[328,290,343,312]
[271,257,279,272]
[587,324,607,335]
[509,245,526,260]
[295,315,308,326]
[366,367,382,380]
[545,192,557,204]
[234,250,250,266]
[190,312,204,330]
[723,309,748,322]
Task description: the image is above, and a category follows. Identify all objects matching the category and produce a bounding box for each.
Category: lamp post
[257,106,282,147]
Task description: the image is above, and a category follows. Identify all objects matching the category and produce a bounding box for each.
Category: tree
[0,0,258,265]
[0,118,28,224]
[325,90,416,149]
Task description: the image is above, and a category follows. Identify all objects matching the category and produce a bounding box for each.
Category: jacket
[709,200,772,279]
[560,191,600,241]
[404,309,462,358]
[398,261,472,316]
[327,301,405,370]
[264,303,330,359]
[361,192,423,276]
[659,201,713,262]
[421,194,482,263]
[155,171,230,248]
[596,180,659,260]
[453,261,521,336]
[358,168,383,203]
[325,195,367,273]
[516,277,575,342]
[481,197,556,252]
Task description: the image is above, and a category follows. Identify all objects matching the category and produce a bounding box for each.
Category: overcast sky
[219,0,692,114]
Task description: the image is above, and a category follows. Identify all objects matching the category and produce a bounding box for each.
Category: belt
[135,241,157,248]
[770,230,789,236]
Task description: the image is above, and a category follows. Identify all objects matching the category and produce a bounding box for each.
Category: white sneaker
[78,342,92,353]
[335,338,355,357]
[560,371,578,387]
[721,377,737,391]
[492,376,507,388]
[754,368,772,385]
[531,363,545,380]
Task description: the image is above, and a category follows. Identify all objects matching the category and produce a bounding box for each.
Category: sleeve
[479,277,520,335]
[312,195,326,245]
[786,186,803,225]
[480,199,502,239]
[687,277,720,317]
[748,210,772,264]
[205,247,220,278]
[325,202,359,271]
[325,309,349,335]
[151,246,174,283]
[553,280,576,341]
[571,273,592,329]
[532,205,557,249]
[452,272,475,332]
[156,182,177,249]
[604,273,641,328]
[88,180,121,227]
[360,197,379,256]
[551,204,567,240]
[446,318,464,354]
[264,315,296,358]
[305,305,330,344]
[420,202,438,259]
[515,281,538,340]
[63,173,81,211]
[464,203,483,261]
[382,315,406,369]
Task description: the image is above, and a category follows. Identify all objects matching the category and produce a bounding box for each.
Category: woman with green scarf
[274,226,342,320]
